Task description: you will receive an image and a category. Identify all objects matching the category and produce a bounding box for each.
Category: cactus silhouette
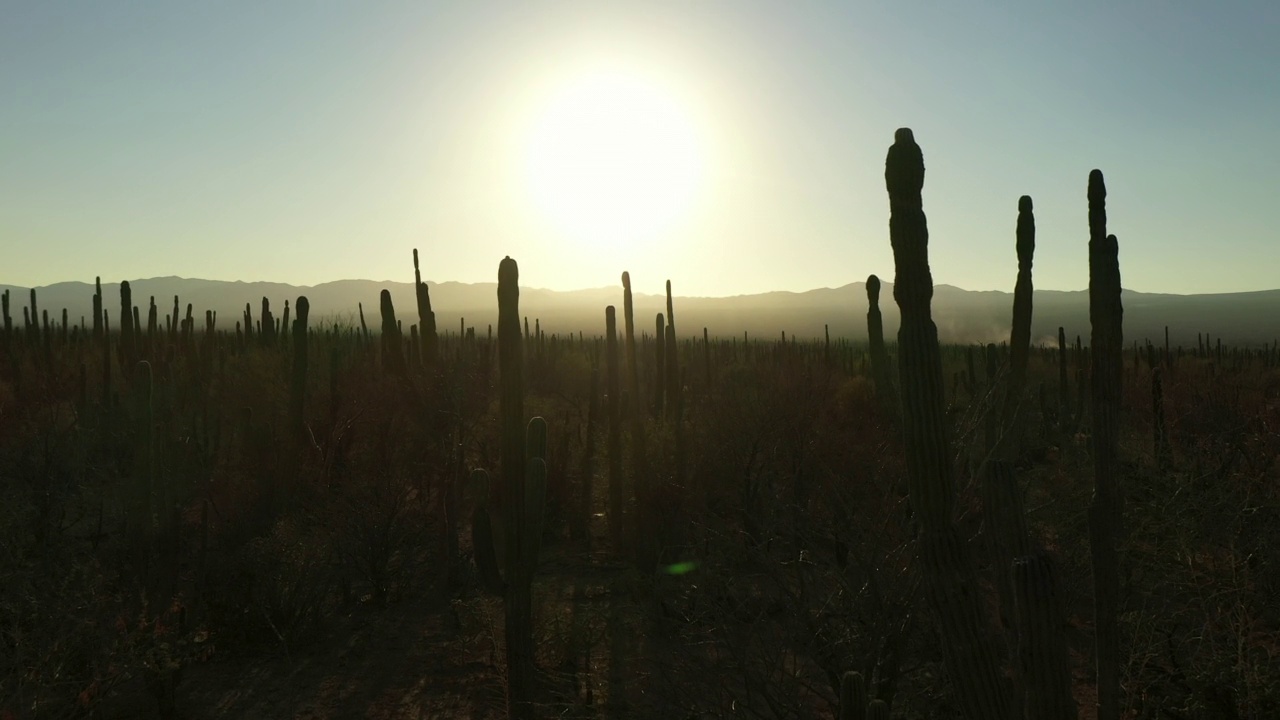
[885,128,1013,720]
[1087,169,1124,720]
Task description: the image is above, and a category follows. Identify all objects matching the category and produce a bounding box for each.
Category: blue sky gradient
[3,1,1277,296]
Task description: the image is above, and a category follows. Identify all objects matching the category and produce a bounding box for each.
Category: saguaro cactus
[290,297,310,437]
[866,275,897,408]
[119,281,134,365]
[1002,196,1036,454]
[1013,554,1077,720]
[885,128,1012,720]
[91,279,103,342]
[606,306,624,545]
[498,256,536,720]
[654,313,666,419]
[413,249,438,365]
[1087,169,1124,720]
[379,290,405,375]
[664,280,681,420]
[621,272,648,555]
[837,671,868,720]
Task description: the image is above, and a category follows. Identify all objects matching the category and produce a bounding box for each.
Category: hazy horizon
[4,2,1278,296]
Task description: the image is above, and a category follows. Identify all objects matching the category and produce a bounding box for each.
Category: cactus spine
[885,128,1013,720]
[1087,169,1123,720]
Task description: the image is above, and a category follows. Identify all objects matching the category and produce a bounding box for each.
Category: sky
[2,1,1278,297]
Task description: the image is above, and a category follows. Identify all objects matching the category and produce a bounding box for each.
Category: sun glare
[523,64,705,252]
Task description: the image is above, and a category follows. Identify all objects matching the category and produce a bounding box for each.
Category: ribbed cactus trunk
[379,290,405,376]
[982,460,1031,641]
[290,297,310,438]
[1002,196,1036,457]
[654,313,666,420]
[865,275,897,409]
[605,306,624,546]
[413,249,438,365]
[498,257,536,720]
[92,278,103,343]
[885,128,1013,720]
[1087,169,1124,720]
[1013,555,1077,720]
[838,671,868,720]
[119,281,134,367]
[621,272,648,560]
[664,280,681,421]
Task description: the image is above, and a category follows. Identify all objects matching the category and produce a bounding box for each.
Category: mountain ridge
[3,277,1278,346]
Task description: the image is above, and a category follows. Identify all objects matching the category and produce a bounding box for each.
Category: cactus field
[3,131,1280,720]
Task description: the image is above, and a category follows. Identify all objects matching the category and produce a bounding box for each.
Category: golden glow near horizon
[521,61,706,254]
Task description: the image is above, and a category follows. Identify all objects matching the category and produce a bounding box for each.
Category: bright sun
[523,64,705,250]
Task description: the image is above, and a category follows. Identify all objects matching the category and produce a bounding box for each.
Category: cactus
[605,306,624,546]
[1013,554,1077,720]
[885,128,1013,719]
[413,249,438,365]
[866,275,897,408]
[290,297,310,437]
[119,281,133,365]
[498,256,536,719]
[621,272,649,561]
[654,313,666,419]
[92,278,103,342]
[1057,327,1069,425]
[1002,196,1036,455]
[865,699,889,720]
[664,280,681,420]
[837,671,867,720]
[1087,168,1124,720]
[379,290,405,375]
[981,460,1031,641]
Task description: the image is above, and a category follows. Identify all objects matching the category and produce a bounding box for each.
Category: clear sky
[2,1,1277,297]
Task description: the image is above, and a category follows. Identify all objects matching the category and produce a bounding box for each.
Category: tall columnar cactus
[865,275,897,409]
[413,249,439,365]
[498,257,537,719]
[290,297,310,437]
[981,460,1032,642]
[379,290,406,375]
[1002,196,1036,455]
[1087,168,1124,720]
[664,280,681,421]
[1013,554,1077,720]
[605,306,624,546]
[119,281,134,365]
[837,671,867,720]
[654,313,666,419]
[621,272,648,554]
[171,296,180,343]
[885,128,1013,720]
[1,289,10,348]
[92,278,103,342]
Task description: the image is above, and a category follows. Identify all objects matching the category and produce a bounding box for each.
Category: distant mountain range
[3,277,1278,347]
